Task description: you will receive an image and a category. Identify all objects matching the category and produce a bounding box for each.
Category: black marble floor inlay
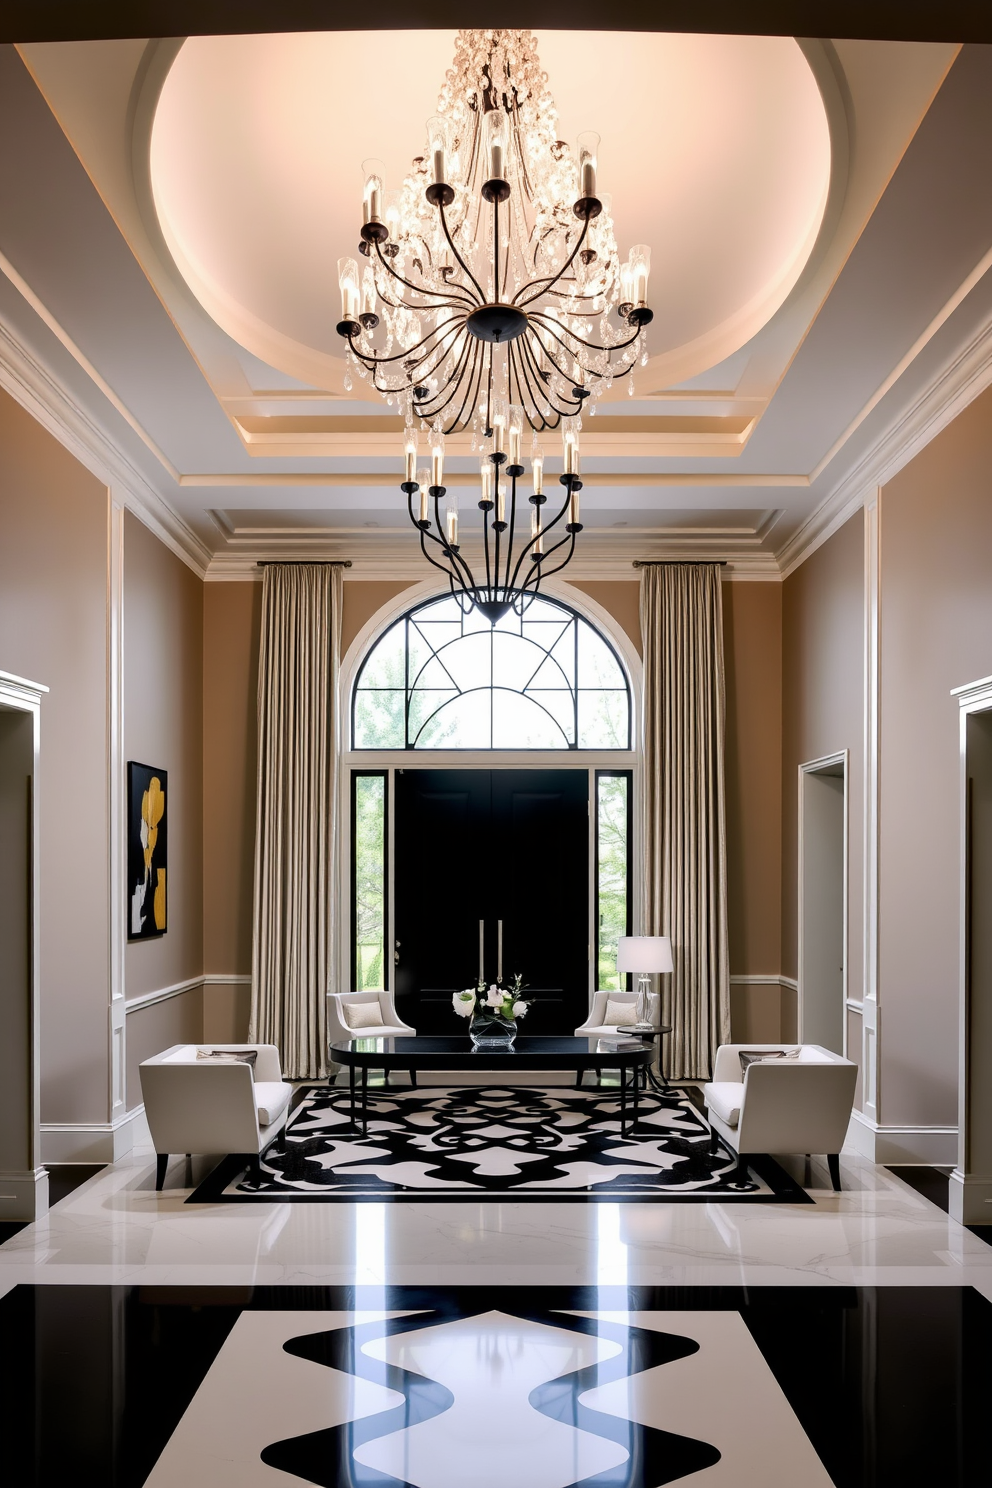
[187,1084,812,1204]
[1,1284,990,1486]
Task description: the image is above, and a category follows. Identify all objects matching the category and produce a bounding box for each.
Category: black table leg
[361,1065,368,1136]
[349,1062,357,1129]
[633,1066,640,1130]
[620,1064,627,1136]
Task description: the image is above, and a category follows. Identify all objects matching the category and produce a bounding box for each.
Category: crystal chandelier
[335,28,654,621]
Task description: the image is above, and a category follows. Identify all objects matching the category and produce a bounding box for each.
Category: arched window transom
[352,593,631,750]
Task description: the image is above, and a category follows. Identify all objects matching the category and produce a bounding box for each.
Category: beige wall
[203,582,261,975]
[568,581,642,657]
[878,383,992,1129]
[123,512,203,1098]
[126,986,204,1111]
[0,388,111,1124]
[781,513,865,1046]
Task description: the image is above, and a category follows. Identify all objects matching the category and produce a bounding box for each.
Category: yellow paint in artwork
[142,776,165,872]
[153,868,166,931]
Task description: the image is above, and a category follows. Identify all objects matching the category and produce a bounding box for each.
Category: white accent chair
[575,990,662,1086]
[327,991,417,1086]
[702,1043,858,1191]
[139,1043,293,1191]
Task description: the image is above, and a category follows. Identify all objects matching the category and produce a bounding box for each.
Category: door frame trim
[337,577,644,1010]
[797,749,849,1053]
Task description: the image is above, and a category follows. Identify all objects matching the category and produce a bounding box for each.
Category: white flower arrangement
[452,975,531,1025]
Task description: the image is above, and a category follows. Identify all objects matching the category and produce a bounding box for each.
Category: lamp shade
[616,935,673,974]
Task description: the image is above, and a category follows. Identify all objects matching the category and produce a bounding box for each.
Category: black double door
[393,769,589,1035]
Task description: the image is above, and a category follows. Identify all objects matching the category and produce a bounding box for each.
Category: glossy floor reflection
[1,1283,989,1487]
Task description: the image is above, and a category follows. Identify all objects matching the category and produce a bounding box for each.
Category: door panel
[393,769,589,1035]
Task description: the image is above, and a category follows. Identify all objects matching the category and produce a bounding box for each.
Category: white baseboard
[41,1103,149,1164]
[845,1109,958,1165]
[0,1166,49,1222]
[948,1170,992,1226]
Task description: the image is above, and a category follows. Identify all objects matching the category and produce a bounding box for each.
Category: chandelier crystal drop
[337,28,654,620]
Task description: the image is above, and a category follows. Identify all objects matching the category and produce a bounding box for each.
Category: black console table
[331,1034,655,1137]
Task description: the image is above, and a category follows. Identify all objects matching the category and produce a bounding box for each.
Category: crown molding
[204,528,782,582]
[0,305,210,578]
[777,286,992,579]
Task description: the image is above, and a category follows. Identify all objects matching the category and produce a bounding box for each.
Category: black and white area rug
[188,1084,810,1204]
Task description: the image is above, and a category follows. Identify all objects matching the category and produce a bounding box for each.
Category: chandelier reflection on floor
[336,28,654,620]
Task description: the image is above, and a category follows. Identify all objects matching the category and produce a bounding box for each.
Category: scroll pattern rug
[188,1084,810,1204]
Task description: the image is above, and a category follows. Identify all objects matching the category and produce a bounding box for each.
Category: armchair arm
[575,991,610,1033]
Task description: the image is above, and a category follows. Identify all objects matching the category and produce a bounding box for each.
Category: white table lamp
[617,935,673,1026]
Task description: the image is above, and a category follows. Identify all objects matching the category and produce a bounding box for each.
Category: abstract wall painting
[127,762,167,940]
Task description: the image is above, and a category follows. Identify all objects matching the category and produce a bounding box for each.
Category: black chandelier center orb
[337,28,654,620]
[465,304,529,344]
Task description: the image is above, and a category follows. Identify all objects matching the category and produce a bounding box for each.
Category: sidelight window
[351,772,387,990]
[596,771,632,990]
[352,593,630,750]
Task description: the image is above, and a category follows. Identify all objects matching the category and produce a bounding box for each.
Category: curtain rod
[255,560,352,568]
[632,559,728,568]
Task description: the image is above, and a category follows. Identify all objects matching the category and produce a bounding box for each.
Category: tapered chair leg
[827,1153,842,1192]
[408,1070,417,1089]
[155,1153,168,1191]
[709,1128,720,1154]
[247,1154,261,1187]
[733,1152,750,1186]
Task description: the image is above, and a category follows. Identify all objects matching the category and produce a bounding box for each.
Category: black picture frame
[127,761,168,940]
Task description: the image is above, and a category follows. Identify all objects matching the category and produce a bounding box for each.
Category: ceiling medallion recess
[336,28,654,620]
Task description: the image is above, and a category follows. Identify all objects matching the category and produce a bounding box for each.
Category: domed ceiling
[149,30,832,395]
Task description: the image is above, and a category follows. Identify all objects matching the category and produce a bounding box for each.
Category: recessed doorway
[798,752,848,1055]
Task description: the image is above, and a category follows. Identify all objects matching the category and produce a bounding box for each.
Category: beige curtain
[641,563,730,1080]
[249,564,342,1080]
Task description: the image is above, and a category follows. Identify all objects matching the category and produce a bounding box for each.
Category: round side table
[627,1024,673,1093]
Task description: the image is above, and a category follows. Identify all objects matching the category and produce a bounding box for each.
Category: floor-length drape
[641,563,730,1080]
[249,564,342,1079]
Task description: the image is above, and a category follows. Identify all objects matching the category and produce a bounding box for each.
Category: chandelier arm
[438,200,487,306]
[409,331,476,424]
[373,240,477,311]
[519,328,584,419]
[529,529,577,582]
[507,339,542,432]
[432,489,481,597]
[493,195,500,304]
[503,465,516,593]
[347,316,465,371]
[483,500,493,593]
[483,340,494,438]
[517,332,565,429]
[530,310,643,358]
[511,212,592,309]
[492,470,502,598]
[395,320,472,404]
[445,336,484,432]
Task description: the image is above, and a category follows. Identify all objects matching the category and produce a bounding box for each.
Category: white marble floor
[2,1137,991,1302]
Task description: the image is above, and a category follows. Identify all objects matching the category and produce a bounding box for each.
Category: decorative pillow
[739,1047,801,1077]
[604,998,638,1028]
[342,1000,385,1030]
[196,1048,257,1073]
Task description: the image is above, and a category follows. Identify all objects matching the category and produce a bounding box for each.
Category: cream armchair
[702,1043,858,1191]
[327,991,417,1086]
[139,1043,293,1191]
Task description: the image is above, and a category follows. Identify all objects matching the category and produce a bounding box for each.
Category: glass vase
[469,1009,517,1049]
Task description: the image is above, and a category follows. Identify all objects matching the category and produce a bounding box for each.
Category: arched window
[352,592,631,750]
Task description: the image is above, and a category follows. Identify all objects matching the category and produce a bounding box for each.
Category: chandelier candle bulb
[362,159,384,224]
[480,460,493,505]
[532,444,544,495]
[496,486,506,524]
[337,257,360,323]
[431,435,445,489]
[508,405,523,468]
[404,430,419,484]
[446,502,459,547]
[427,115,452,185]
[569,489,580,527]
[491,398,507,455]
[562,419,580,476]
[577,131,599,200]
[630,244,651,305]
[484,109,507,181]
[419,486,430,524]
